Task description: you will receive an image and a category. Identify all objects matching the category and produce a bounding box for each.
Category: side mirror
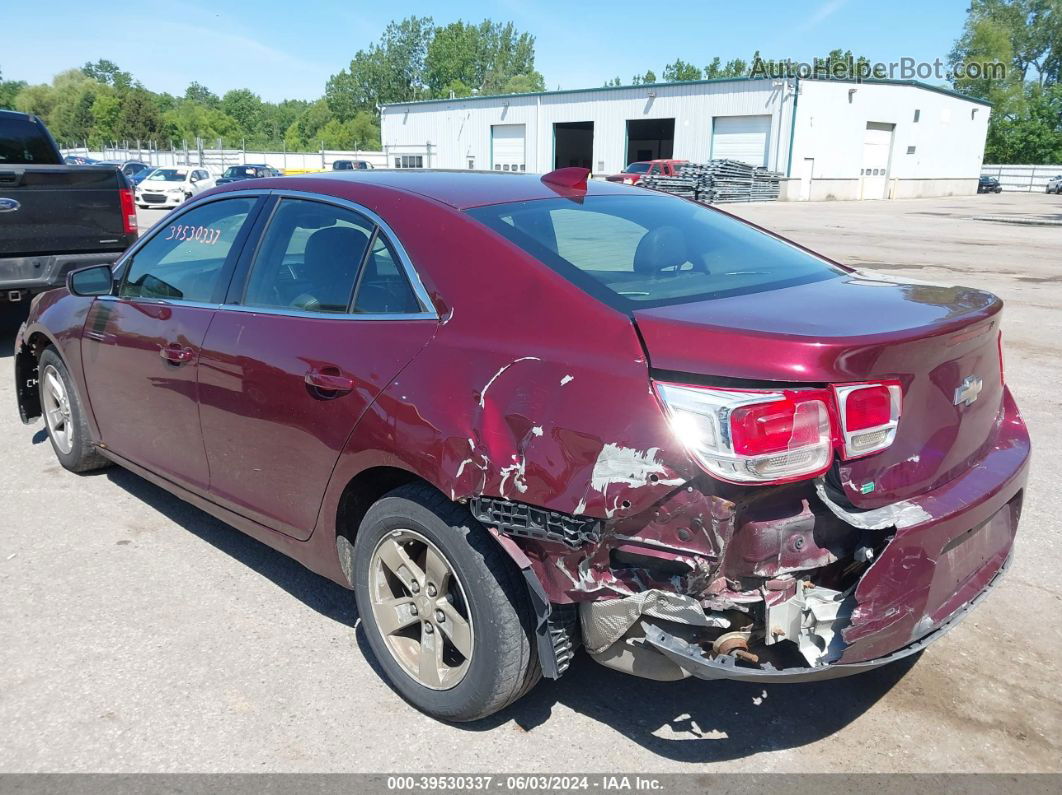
[67,264,115,297]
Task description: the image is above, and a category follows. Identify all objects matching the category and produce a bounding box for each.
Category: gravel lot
[1,192,1060,773]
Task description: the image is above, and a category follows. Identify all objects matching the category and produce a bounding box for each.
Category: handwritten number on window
[164,225,223,244]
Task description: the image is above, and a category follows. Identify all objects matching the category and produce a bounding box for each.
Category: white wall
[790,81,990,198]
[981,164,1062,192]
[62,146,388,172]
[382,79,991,200]
[381,79,797,175]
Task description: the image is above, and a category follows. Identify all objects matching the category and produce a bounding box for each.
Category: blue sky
[2,0,973,101]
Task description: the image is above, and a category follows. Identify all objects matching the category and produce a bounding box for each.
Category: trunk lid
[634,273,1005,508]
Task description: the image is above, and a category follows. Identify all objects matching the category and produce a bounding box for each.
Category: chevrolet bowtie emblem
[953,375,983,407]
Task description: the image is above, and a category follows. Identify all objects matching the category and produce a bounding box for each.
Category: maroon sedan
[14,168,1029,721]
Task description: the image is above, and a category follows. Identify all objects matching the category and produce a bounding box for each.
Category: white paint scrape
[590,444,681,492]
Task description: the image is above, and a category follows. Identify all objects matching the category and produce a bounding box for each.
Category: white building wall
[381,79,797,176]
[790,81,990,199]
[382,79,990,200]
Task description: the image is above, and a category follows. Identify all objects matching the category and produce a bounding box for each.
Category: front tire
[38,348,110,473]
[353,483,540,721]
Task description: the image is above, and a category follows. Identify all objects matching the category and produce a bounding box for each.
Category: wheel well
[335,466,425,542]
[334,466,424,587]
[14,332,52,422]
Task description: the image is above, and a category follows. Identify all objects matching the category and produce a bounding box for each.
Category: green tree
[90,89,122,144]
[950,0,1061,162]
[662,59,701,82]
[117,87,162,142]
[704,57,748,79]
[163,102,239,147]
[642,69,657,84]
[81,59,132,91]
[221,88,263,139]
[0,68,27,110]
[184,82,220,108]
[285,99,334,149]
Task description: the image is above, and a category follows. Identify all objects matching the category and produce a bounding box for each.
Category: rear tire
[353,483,541,721]
[38,347,110,473]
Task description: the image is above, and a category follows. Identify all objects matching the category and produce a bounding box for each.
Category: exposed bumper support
[637,554,1009,683]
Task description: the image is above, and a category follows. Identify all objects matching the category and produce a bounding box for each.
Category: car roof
[297,169,638,209]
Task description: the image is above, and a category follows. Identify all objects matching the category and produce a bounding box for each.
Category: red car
[14,167,1029,722]
[606,158,688,184]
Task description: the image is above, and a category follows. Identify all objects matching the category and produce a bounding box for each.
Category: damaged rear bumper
[639,553,1009,682]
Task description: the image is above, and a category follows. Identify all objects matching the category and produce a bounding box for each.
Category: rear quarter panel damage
[314,190,701,574]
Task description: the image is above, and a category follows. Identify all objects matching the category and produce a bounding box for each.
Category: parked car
[128,167,158,187]
[215,164,280,185]
[101,160,152,181]
[62,154,99,165]
[15,168,1029,722]
[1045,175,1062,194]
[0,110,137,305]
[606,158,688,185]
[134,167,215,208]
[978,175,1003,193]
[332,159,374,170]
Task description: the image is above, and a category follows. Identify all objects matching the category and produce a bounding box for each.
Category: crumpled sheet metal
[814,477,932,530]
[579,588,729,654]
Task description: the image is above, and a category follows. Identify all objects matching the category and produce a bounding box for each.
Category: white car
[136,167,216,209]
[1046,175,1062,194]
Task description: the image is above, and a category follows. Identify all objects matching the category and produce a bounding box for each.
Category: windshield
[468,194,845,309]
[623,162,651,174]
[147,169,187,182]
[223,166,257,177]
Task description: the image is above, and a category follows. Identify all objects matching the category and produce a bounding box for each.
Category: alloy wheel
[368,529,474,690]
[41,365,73,455]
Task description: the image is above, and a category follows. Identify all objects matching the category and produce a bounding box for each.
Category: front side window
[120,197,257,303]
[468,194,844,309]
[242,199,374,314]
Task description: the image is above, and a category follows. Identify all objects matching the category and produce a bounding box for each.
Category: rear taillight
[654,383,834,484]
[833,381,902,459]
[655,378,904,484]
[119,187,138,236]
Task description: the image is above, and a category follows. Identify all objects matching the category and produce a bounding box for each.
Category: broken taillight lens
[654,382,834,484]
[833,381,902,459]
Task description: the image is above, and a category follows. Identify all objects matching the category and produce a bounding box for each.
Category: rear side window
[353,234,420,314]
[242,198,373,314]
[120,197,256,303]
[0,117,61,164]
[468,194,844,309]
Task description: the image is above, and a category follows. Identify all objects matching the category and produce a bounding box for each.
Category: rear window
[467,194,844,309]
[0,117,61,165]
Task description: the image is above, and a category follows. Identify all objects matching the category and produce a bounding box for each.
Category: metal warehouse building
[381,77,991,200]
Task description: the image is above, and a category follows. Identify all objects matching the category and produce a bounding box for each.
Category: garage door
[711,115,772,167]
[860,122,894,200]
[492,124,526,172]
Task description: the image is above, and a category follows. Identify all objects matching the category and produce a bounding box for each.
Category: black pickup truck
[0,110,138,305]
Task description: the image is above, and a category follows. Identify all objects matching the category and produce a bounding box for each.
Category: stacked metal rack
[640,160,782,204]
